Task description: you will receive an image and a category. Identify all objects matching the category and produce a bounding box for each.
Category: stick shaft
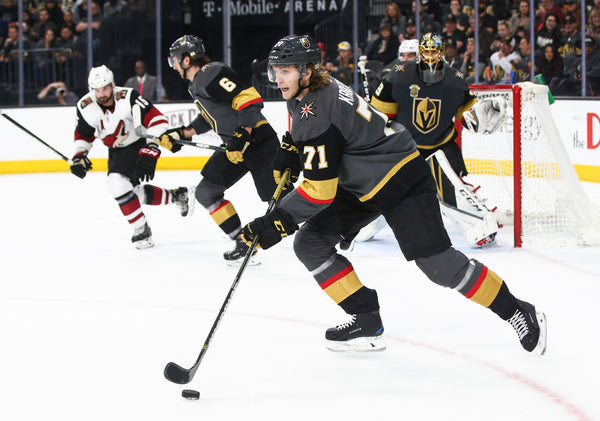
[2,112,70,162]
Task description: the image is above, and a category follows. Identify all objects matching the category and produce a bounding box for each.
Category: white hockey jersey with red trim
[73,87,168,153]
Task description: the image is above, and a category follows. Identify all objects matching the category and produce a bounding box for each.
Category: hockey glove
[135,144,161,182]
[158,126,188,153]
[272,131,301,188]
[241,209,298,249]
[70,152,92,179]
[226,126,254,164]
[102,120,128,148]
[463,98,508,134]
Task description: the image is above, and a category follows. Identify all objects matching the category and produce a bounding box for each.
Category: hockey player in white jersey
[69,65,194,249]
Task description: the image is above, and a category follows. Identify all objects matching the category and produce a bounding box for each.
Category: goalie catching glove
[272,131,301,188]
[241,208,298,249]
[135,143,161,182]
[70,151,92,179]
[157,127,188,153]
[463,97,508,134]
[226,126,254,164]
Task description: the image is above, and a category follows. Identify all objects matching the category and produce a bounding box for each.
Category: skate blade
[134,238,155,250]
[225,255,261,267]
[533,311,547,355]
[326,336,386,353]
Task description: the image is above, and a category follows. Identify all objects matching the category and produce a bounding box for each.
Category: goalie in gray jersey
[159,35,287,265]
[240,34,546,355]
[370,32,508,248]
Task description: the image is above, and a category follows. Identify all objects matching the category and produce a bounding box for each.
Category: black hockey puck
[181,389,200,400]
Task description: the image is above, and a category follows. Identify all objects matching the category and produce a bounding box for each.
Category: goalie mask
[418,33,446,84]
[168,34,205,68]
[267,35,321,83]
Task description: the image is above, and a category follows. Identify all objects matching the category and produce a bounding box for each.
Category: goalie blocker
[428,149,500,247]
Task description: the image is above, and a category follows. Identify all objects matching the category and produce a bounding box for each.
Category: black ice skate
[131,223,154,249]
[325,310,386,352]
[508,299,547,355]
[172,186,195,217]
[223,235,259,266]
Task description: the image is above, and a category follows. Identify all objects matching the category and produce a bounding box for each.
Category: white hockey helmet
[398,39,419,57]
[88,65,115,90]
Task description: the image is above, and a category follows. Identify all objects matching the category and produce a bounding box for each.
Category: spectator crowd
[317,0,600,97]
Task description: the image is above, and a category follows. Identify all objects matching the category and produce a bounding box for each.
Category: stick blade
[164,362,192,384]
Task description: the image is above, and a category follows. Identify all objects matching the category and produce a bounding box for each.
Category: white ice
[1,170,599,421]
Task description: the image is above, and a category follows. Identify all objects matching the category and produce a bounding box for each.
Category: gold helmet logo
[413,97,441,134]
[301,37,310,48]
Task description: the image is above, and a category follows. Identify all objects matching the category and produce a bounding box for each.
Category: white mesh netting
[461,82,600,246]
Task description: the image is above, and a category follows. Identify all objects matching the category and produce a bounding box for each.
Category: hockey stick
[139,133,226,152]
[1,111,71,163]
[357,55,370,102]
[163,169,291,385]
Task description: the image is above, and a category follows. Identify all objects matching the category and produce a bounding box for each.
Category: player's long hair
[307,63,331,91]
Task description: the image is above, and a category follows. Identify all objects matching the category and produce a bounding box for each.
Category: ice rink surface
[1,170,599,421]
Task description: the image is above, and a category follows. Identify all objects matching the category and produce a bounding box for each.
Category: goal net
[460,82,600,247]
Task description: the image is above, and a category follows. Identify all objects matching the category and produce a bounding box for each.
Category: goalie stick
[139,133,226,152]
[163,169,291,385]
[1,111,71,163]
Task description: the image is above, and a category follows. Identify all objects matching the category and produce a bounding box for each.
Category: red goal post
[458,82,600,247]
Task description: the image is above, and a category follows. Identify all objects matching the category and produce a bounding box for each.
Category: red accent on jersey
[385,112,397,118]
[237,97,262,111]
[465,265,488,298]
[320,265,354,290]
[143,106,168,128]
[297,186,335,204]
[74,130,95,143]
[209,200,231,215]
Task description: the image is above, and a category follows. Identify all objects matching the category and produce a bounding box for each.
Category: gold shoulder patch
[80,97,92,108]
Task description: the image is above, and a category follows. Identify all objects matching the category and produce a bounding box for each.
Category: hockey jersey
[74,87,168,153]
[279,77,418,224]
[186,61,271,144]
[371,62,476,150]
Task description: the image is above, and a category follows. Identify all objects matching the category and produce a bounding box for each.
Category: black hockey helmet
[168,35,205,67]
[417,32,446,84]
[267,35,321,82]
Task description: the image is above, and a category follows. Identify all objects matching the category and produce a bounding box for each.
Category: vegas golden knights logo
[412,97,440,134]
[301,38,310,48]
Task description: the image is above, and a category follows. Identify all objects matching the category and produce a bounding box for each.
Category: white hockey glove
[463,97,508,134]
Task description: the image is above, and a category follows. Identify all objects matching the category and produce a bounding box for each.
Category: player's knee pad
[107,173,135,199]
[414,247,472,289]
[195,179,225,209]
[293,225,341,272]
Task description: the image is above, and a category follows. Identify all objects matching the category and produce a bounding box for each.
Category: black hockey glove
[272,131,301,188]
[135,144,161,182]
[241,209,298,250]
[157,126,188,153]
[70,152,92,179]
[226,126,254,164]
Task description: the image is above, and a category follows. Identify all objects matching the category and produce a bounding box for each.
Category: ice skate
[172,186,195,217]
[508,300,547,355]
[325,311,386,352]
[131,223,154,249]
[223,235,260,266]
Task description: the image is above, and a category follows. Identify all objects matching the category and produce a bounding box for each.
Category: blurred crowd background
[1,0,598,106]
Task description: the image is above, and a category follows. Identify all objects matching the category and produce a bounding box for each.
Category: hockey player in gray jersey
[159,35,287,265]
[241,35,546,355]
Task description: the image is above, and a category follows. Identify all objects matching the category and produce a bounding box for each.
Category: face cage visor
[267,63,308,83]
[167,55,176,68]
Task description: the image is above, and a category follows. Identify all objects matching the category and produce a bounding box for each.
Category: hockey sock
[142,185,172,205]
[313,254,379,313]
[487,282,519,320]
[208,199,242,239]
[115,190,147,229]
[460,263,518,319]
